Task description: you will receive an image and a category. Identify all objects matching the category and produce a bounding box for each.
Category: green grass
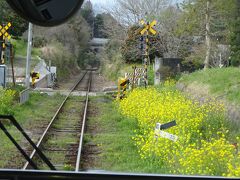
[179,67,240,104]
[86,96,164,173]
[11,39,41,57]
[0,92,65,168]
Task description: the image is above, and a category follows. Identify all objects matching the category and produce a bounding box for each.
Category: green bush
[100,40,125,81]
[0,88,16,115]
[148,65,154,85]
[41,42,79,80]
[33,36,47,48]
[230,51,240,66]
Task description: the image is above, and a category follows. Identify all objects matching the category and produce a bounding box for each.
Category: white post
[25,23,33,88]
[154,57,162,85]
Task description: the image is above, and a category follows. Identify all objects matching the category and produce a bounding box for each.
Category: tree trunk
[204,0,211,70]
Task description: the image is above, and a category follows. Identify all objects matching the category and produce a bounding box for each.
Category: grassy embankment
[6,39,42,71]
[179,67,240,105]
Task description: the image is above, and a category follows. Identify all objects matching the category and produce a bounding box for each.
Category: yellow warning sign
[140,20,157,35]
[0,22,12,40]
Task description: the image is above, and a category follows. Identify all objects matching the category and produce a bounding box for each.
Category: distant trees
[80,0,95,37]
[94,14,107,38]
[178,0,236,69]
[108,0,192,62]
[33,12,91,79]
[0,0,28,37]
[230,0,240,66]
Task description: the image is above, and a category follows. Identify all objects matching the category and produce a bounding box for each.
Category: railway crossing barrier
[117,78,129,99]
[125,67,146,88]
[30,71,40,88]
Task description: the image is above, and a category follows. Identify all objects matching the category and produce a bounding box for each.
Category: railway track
[22,71,92,171]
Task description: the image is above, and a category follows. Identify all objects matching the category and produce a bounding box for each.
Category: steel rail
[75,71,92,172]
[23,71,88,170]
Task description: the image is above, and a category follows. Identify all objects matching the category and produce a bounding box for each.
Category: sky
[90,0,114,6]
[89,0,115,13]
[89,0,184,13]
[90,0,183,5]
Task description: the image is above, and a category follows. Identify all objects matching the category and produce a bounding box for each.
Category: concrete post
[154,57,163,85]
[25,23,33,88]
[0,65,7,88]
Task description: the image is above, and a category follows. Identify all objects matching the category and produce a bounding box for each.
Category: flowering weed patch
[119,85,240,177]
[0,88,16,115]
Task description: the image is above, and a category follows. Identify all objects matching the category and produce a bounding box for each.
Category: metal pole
[144,22,149,88]
[10,44,15,86]
[0,36,3,65]
[25,23,33,88]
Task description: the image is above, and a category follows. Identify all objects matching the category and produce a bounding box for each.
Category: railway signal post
[140,19,157,88]
[0,23,12,88]
[0,23,12,65]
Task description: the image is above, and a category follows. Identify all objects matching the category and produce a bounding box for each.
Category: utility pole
[25,23,33,88]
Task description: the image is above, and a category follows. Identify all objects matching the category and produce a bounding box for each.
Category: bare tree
[106,0,172,26]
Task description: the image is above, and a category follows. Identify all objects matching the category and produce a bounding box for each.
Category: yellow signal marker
[149,28,157,35]
[140,20,157,35]
[149,20,157,35]
[140,19,145,25]
[150,20,157,27]
[0,22,12,40]
[140,27,148,35]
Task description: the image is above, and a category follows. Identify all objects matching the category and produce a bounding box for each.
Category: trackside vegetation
[118,82,240,177]
[179,67,240,105]
[86,85,239,177]
[0,91,65,168]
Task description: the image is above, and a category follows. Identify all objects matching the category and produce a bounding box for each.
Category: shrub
[41,42,79,80]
